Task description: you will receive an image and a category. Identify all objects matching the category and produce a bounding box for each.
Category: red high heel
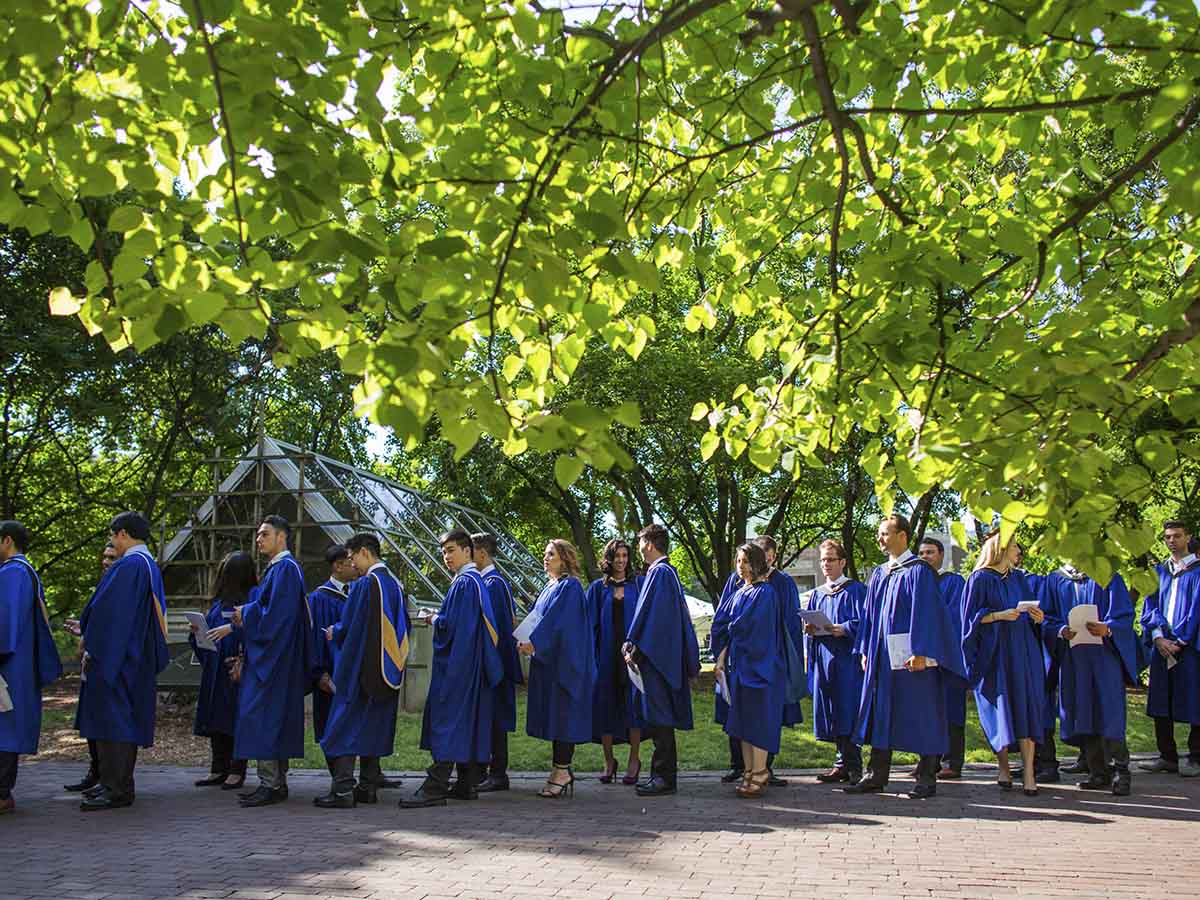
[621,760,641,786]
[599,760,618,784]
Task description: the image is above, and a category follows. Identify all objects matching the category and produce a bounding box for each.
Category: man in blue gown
[309,544,353,773]
[624,524,701,797]
[210,515,313,808]
[917,537,968,779]
[472,532,522,793]
[1139,520,1200,777]
[0,521,63,814]
[76,512,170,811]
[401,529,502,808]
[754,535,806,787]
[847,515,966,799]
[315,533,408,808]
[1040,564,1137,795]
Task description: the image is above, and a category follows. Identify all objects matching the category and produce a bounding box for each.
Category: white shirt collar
[648,556,670,569]
[479,563,496,576]
[886,549,915,569]
[458,562,477,575]
[269,549,292,567]
[822,574,849,591]
[329,576,347,591]
[367,561,388,575]
[125,543,154,559]
[1172,554,1197,574]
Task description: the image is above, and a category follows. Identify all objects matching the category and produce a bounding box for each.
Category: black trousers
[1084,735,1130,777]
[490,719,509,777]
[836,736,863,775]
[209,733,247,778]
[0,751,18,799]
[727,735,776,770]
[331,755,383,794]
[645,726,677,784]
[1036,728,1059,770]
[87,738,100,775]
[867,748,939,788]
[1154,717,1200,763]
[97,740,138,802]
[552,740,575,767]
[942,724,966,772]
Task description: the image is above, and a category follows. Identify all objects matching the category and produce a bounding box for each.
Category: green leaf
[554,454,585,489]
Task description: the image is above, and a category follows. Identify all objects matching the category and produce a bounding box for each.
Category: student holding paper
[519,540,595,798]
[804,540,866,785]
[960,534,1046,796]
[917,537,968,779]
[188,551,255,790]
[847,515,966,799]
[1040,565,1138,795]
[711,566,747,783]
[716,543,785,798]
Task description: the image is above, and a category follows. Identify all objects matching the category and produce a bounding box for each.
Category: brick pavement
[2,761,1197,900]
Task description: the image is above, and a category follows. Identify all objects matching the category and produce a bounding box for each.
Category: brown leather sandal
[736,768,770,798]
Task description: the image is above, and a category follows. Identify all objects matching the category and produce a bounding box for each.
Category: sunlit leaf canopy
[3,0,1199,591]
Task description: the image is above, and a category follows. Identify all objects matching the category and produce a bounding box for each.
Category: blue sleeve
[0,565,31,658]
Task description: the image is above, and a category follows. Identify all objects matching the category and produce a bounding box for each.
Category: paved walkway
[3,762,1198,900]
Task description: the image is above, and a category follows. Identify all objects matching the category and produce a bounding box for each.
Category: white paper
[715,667,731,705]
[799,608,837,635]
[627,661,646,694]
[0,673,11,713]
[185,612,218,651]
[888,632,913,669]
[1017,600,1040,612]
[1166,653,1179,670]
[1068,604,1104,647]
[512,610,542,643]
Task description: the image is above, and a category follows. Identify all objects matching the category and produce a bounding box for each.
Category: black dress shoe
[1137,758,1178,774]
[195,773,227,787]
[767,771,788,787]
[844,777,887,794]
[374,776,404,790]
[1112,772,1132,796]
[80,791,134,812]
[239,786,286,807]
[816,767,850,784]
[313,791,356,809]
[1078,774,1110,790]
[82,783,105,800]
[720,768,745,784]
[1035,768,1060,784]
[399,785,449,808]
[64,770,100,792]
[908,783,937,800]
[476,775,510,793]
[635,776,677,796]
[353,785,378,804]
[448,780,478,800]
[1061,760,1089,775]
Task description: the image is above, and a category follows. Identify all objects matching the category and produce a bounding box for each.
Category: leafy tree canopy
[4,0,1200,591]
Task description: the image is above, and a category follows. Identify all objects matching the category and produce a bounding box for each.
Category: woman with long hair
[519,539,597,798]
[716,542,786,798]
[961,533,1046,796]
[190,550,257,789]
[589,538,643,784]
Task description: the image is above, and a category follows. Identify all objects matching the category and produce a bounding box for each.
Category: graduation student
[960,534,1046,796]
[754,535,806,786]
[209,515,313,808]
[805,539,866,785]
[847,514,966,799]
[716,542,786,798]
[309,544,354,773]
[623,524,701,798]
[710,566,746,783]
[401,529,502,808]
[1040,563,1138,796]
[62,540,117,795]
[1139,520,1200,777]
[315,532,409,808]
[472,531,522,793]
[917,537,968,780]
[76,512,170,811]
[189,551,255,790]
[519,539,596,799]
[0,521,63,815]
[589,537,643,785]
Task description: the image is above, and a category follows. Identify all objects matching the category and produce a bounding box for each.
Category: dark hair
[636,523,669,555]
[261,515,291,540]
[919,536,945,554]
[736,542,769,580]
[601,538,634,581]
[109,511,151,541]
[0,520,29,553]
[818,539,846,560]
[471,532,499,557]
[345,532,382,557]
[1163,520,1191,535]
[752,535,779,556]
[324,544,349,565]
[212,551,258,606]
[439,528,473,551]
[883,514,912,541]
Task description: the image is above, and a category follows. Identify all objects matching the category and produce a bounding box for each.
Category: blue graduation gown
[420,566,503,763]
[854,557,967,755]
[234,553,313,760]
[1041,571,1137,745]
[769,569,807,727]
[526,576,596,744]
[1141,560,1200,724]
[628,558,700,730]
[805,579,866,742]
[190,599,243,738]
[483,568,522,734]
[0,556,62,754]
[321,565,408,758]
[308,580,347,741]
[961,569,1046,750]
[723,583,786,753]
[709,572,741,727]
[937,572,968,727]
[77,547,170,747]
[589,576,640,741]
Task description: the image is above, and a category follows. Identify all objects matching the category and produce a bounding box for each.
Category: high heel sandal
[1022,773,1039,797]
[736,768,770,798]
[621,760,641,786]
[599,760,617,784]
[997,778,1013,791]
[220,774,246,791]
[538,765,575,799]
